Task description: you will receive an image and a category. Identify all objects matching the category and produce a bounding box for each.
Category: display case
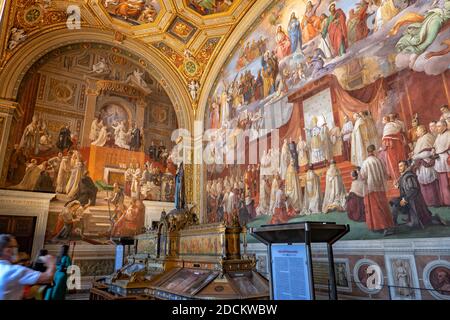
[90,207,269,300]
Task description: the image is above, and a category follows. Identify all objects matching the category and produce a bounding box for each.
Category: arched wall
[0,27,193,131]
[0,27,193,186]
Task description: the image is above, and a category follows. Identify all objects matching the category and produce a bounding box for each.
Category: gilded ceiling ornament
[182,56,202,79]
[109,54,128,65]
[15,0,67,30]
[7,28,28,51]
[96,80,146,97]
[188,79,200,101]
[152,42,184,68]
[114,31,126,44]
[139,59,147,67]
[196,37,220,65]
[167,16,198,44]
[21,5,43,27]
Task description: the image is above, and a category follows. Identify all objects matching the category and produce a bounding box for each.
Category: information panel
[271,244,311,300]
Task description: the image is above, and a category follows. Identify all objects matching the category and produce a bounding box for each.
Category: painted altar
[88,145,146,182]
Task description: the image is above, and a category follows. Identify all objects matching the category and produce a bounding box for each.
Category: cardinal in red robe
[382,115,408,181]
[360,145,395,236]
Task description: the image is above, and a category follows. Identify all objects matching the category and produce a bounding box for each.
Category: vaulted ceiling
[0,0,258,111]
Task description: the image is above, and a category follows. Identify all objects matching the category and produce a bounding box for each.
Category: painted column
[80,79,100,148]
[136,98,146,129]
[0,98,20,185]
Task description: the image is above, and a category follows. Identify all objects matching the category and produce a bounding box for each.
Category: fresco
[186,0,235,15]
[101,0,162,25]
[2,44,179,245]
[204,0,450,240]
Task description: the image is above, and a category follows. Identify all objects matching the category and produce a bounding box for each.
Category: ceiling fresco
[185,0,235,16]
[100,0,162,25]
[0,0,257,109]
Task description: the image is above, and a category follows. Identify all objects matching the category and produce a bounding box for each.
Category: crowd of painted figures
[6,112,178,242]
[122,161,175,203]
[207,106,450,236]
[209,0,450,132]
[89,113,143,151]
[209,0,424,128]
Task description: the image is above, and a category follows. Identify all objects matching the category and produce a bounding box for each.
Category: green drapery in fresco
[396,1,450,55]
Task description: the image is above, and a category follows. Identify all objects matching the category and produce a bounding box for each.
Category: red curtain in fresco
[332,77,387,122]
[14,72,41,144]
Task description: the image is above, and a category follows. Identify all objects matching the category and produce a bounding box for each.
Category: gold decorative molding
[95,79,151,98]
[0,116,5,142]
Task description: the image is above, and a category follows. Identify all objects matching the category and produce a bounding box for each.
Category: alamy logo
[66,5,81,30]
[366,264,382,290]
[66,265,81,290]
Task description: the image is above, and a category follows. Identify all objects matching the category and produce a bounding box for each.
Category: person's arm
[35,255,56,284]
[16,255,56,286]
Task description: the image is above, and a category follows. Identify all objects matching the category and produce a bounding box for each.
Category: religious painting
[186,0,235,15]
[1,43,179,247]
[99,103,129,128]
[313,258,352,293]
[385,254,421,300]
[353,259,384,295]
[204,0,450,242]
[166,16,198,44]
[101,0,161,26]
[423,260,450,300]
[334,260,351,291]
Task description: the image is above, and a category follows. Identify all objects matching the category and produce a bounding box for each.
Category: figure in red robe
[382,115,407,181]
[111,199,145,237]
[347,1,370,45]
[360,145,395,236]
[275,25,292,60]
[321,2,348,57]
[270,182,293,224]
